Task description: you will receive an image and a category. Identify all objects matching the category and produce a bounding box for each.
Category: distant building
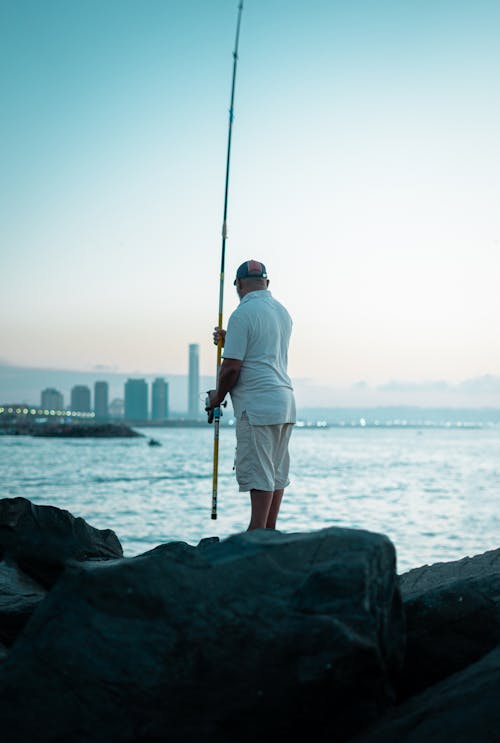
[41,388,64,411]
[94,381,109,420]
[124,379,148,421]
[109,398,124,419]
[70,385,91,413]
[151,378,169,422]
[188,343,200,418]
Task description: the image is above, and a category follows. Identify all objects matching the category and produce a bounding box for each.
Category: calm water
[1,426,499,573]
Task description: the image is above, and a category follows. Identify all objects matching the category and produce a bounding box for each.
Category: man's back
[223,289,296,425]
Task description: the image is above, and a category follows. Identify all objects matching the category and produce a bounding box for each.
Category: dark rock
[397,548,500,699]
[0,526,404,743]
[351,644,500,742]
[0,559,47,646]
[32,422,141,437]
[400,547,500,594]
[197,535,220,549]
[0,497,123,588]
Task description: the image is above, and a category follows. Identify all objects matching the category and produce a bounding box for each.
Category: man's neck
[239,287,268,299]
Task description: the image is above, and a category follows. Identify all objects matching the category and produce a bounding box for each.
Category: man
[207,259,296,531]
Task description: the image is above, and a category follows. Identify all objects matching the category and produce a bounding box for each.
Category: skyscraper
[151,378,169,422]
[70,385,91,413]
[124,379,148,422]
[188,343,200,419]
[94,381,109,420]
[109,398,124,419]
[41,388,64,410]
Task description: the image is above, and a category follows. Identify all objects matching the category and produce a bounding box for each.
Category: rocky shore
[1,421,142,437]
[0,497,498,742]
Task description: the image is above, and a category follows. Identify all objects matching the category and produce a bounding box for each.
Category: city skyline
[35,377,173,420]
[1,1,499,398]
[2,360,500,413]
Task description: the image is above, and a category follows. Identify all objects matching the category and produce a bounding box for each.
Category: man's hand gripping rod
[205,394,227,425]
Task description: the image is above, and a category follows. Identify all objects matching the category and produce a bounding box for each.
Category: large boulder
[0,526,404,743]
[0,559,47,646]
[351,644,500,742]
[397,548,500,699]
[0,497,123,588]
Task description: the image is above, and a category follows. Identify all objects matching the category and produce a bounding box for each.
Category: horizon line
[1,360,499,389]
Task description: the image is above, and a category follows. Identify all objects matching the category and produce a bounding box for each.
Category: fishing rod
[208,1,244,521]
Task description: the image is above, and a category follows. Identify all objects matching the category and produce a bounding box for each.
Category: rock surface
[0,497,123,588]
[0,559,47,646]
[352,644,500,742]
[0,521,404,743]
[1,496,498,743]
[397,548,500,699]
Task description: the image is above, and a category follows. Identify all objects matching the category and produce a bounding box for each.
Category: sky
[1,0,499,405]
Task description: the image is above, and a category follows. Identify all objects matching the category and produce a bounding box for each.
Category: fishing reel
[205,391,227,424]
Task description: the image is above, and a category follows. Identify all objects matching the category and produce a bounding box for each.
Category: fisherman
[206,259,296,530]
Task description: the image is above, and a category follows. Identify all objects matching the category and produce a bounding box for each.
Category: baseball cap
[234,259,268,284]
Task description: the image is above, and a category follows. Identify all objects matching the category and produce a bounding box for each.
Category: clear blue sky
[1,0,499,400]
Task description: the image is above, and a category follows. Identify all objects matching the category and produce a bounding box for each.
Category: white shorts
[235,413,294,492]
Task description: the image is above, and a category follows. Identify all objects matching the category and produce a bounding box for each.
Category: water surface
[1,426,498,573]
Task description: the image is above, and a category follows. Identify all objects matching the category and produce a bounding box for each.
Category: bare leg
[266,488,284,529]
[248,489,273,530]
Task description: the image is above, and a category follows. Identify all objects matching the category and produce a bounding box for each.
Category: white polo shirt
[223,290,296,425]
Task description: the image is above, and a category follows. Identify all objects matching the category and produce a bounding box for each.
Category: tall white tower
[188,343,200,419]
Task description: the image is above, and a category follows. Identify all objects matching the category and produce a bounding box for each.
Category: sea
[1,423,499,574]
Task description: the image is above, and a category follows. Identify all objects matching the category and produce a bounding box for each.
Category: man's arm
[208,357,242,408]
